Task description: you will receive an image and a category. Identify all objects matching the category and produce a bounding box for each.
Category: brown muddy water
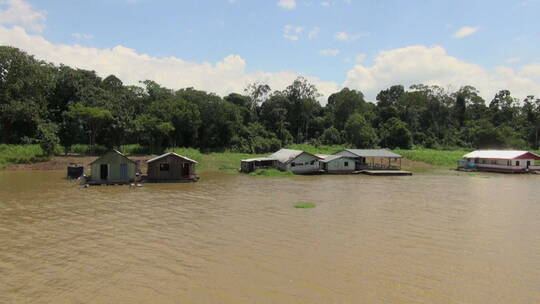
[0,170,539,304]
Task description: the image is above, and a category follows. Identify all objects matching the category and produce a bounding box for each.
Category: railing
[357,164,401,170]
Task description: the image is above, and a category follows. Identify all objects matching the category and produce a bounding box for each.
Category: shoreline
[3,154,436,173]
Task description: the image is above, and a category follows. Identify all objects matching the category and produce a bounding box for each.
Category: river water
[0,170,539,303]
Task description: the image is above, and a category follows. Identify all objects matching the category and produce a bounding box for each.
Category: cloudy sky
[1,0,540,102]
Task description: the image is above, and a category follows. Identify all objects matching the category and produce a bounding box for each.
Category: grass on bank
[0,144,49,169]
[1,143,473,171]
[393,149,470,167]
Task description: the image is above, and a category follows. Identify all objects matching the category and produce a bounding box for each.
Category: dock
[360,170,413,176]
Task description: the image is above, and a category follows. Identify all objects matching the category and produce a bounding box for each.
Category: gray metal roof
[268,149,305,163]
[320,155,344,163]
[241,157,276,162]
[147,152,198,164]
[89,149,136,165]
[339,149,403,158]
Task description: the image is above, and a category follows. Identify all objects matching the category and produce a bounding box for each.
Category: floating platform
[360,170,412,176]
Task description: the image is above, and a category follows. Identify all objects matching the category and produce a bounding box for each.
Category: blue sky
[1,0,540,101]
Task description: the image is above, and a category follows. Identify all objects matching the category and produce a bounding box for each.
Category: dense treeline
[2,46,540,156]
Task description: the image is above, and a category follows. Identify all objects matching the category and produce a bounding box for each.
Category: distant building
[240,148,322,174]
[146,152,198,182]
[333,149,403,170]
[270,149,323,174]
[240,157,279,173]
[319,155,357,174]
[88,150,136,184]
[459,150,540,173]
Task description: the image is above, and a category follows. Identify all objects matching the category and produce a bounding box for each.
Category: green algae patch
[294,203,316,209]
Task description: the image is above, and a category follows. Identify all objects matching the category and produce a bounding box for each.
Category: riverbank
[1,144,476,172]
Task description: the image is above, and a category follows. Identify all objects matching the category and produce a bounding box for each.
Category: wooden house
[271,149,323,174]
[333,149,403,170]
[319,155,357,174]
[459,150,540,173]
[146,152,198,182]
[88,150,136,184]
[240,157,279,173]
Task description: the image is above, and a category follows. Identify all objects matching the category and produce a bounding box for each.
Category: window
[344,161,349,167]
[160,163,170,171]
[291,163,296,167]
[310,160,315,165]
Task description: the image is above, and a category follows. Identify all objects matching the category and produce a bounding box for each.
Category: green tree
[344,113,378,148]
[65,104,113,154]
[37,121,60,156]
[319,127,343,145]
[379,118,412,149]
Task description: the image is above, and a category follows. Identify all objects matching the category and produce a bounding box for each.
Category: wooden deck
[360,170,413,176]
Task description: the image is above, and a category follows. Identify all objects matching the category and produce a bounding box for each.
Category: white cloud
[277,0,296,9]
[71,33,94,40]
[453,26,479,38]
[335,31,367,41]
[319,49,340,56]
[0,0,45,32]
[506,57,521,64]
[283,24,303,41]
[0,25,339,101]
[344,45,540,101]
[355,53,366,63]
[308,26,320,39]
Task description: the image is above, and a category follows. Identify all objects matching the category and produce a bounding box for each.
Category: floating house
[318,155,358,174]
[146,152,199,182]
[459,150,540,173]
[333,149,403,170]
[88,150,137,184]
[240,157,279,173]
[271,149,323,174]
[240,149,322,174]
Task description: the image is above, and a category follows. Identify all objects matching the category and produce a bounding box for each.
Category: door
[182,163,190,177]
[527,161,531,168]
[100,164,108,180]
[120,163,128,179]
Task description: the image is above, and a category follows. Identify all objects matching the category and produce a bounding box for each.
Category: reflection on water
[0,170,539,303]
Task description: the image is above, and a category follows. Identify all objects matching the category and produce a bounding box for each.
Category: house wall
[468,158,535,168]
[90,152,136,182]
[147,155,195,180]
[325,158,356,172]
[286,153,320,174]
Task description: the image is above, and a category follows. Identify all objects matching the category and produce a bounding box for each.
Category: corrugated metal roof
[147,152,198,164]
[241,157,276,162]
[463,150,540,160]
[268,149,305,163]
[89,150,136,165]
[320,155,344,163]
[341,149,403,158]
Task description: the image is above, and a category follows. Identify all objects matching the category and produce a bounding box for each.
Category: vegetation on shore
[4,45,540,164]
[393,149,471,167]
[0,145,49,169]
[0,143,475,171]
